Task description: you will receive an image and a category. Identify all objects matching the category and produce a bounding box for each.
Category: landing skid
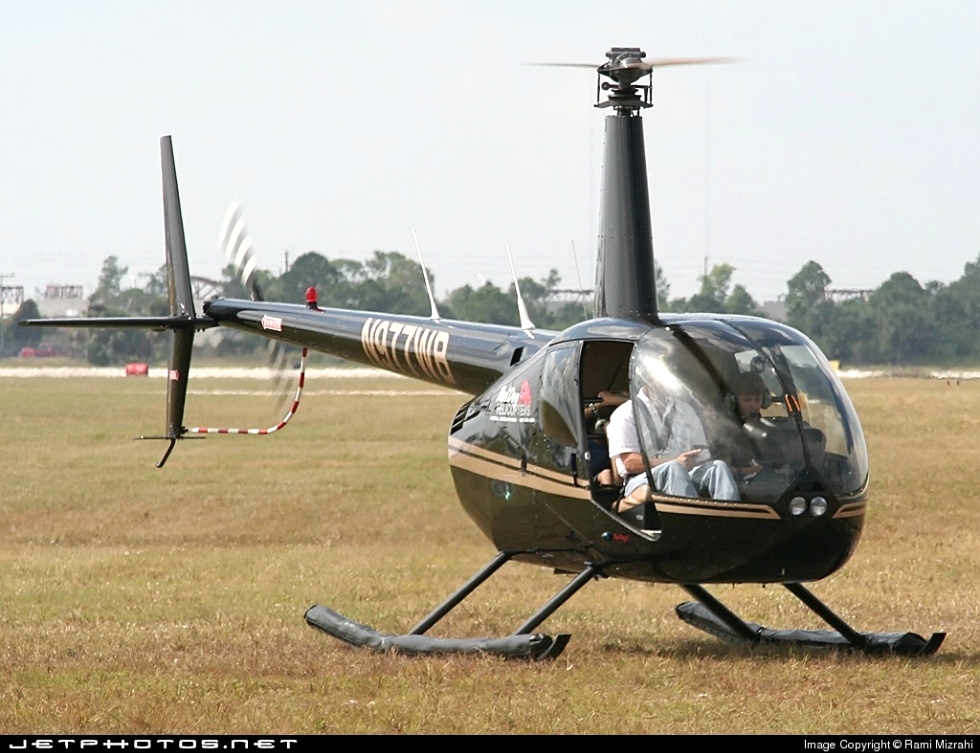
[305,552,591,660]
[677,583,945,656]
[305,605,569,660]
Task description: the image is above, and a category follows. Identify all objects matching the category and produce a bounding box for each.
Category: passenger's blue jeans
[624,459,739,501]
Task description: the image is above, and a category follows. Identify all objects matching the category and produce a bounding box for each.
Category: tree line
[782,259,980,365]
[6,250,980,367]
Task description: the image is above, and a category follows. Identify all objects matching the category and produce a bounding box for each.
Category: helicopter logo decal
[490,379,534,424]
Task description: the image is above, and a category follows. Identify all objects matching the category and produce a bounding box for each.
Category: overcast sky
[2,0,978,308]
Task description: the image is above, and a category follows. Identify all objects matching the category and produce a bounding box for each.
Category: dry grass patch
[1,374,979,733]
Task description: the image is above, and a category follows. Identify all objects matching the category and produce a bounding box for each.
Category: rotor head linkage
[532,47,735,113]
[596,47,654,110]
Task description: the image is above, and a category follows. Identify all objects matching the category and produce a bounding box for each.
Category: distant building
[35,284,88,318]
[759,299,786,322]
[0,284,24,319]
[825,288,873,303]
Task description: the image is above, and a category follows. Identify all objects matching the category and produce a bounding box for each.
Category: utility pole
[0,272,14,357]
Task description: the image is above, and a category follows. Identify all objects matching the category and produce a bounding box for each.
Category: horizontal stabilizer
[19,316,213,331]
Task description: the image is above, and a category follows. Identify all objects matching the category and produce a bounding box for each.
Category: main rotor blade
[526,62,597,68]
[530,56,737,70]
[645,56,738,68]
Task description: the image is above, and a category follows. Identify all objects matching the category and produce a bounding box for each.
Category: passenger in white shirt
[606,385,740,514]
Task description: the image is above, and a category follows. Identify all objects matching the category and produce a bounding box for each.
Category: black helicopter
[24,47,943,660]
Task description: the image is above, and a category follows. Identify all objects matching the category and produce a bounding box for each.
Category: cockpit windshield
[627,320,868,503]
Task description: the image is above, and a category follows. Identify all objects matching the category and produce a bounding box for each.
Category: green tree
[357,251,432,315]
[510,269,587,331]
[655,262,671,309]
[444,282,518,325]
[821,298,876,364]
[86,326,155,366]
[264,250,434,315]
[725,284,762,316]
[868,272,938,364]
[931,255,980,360]
[692,262,735,312]
[270,252,342,304]
[145,264,169,297]
[92,255,128,303]
[84,255,167,365]
[3,299,43,355]
[785,261,833,338]
[670,263,761,316]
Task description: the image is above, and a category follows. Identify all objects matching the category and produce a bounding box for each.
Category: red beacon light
[305,286,320,310]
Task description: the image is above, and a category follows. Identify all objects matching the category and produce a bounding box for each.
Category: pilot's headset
[726,371,772,415]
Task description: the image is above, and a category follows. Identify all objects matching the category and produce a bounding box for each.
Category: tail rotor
[220,201,263,301]
[219,201,301,415]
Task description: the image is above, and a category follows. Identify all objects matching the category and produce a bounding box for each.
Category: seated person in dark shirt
[716,371,801,502]
[724,371,767,481]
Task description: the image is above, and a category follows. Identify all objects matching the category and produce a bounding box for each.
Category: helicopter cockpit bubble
[627,319,868,505]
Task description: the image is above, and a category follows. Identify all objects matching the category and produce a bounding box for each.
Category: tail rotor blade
[219,201,297,413]
[267,339,296,414]
[220,201,263,301]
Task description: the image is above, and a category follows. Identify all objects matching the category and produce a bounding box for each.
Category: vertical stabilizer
[161,137,196,320]
[159,136,196,460]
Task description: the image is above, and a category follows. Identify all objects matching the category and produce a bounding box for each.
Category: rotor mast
[593,47,659,321]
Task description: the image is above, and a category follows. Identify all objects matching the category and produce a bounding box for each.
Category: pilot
[607,382,740,514]
[722,371,768,480]
[717,370,796,500]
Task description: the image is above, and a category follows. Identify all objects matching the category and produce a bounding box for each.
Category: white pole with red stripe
[186,348,308,436]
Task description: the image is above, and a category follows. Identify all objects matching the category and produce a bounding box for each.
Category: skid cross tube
[513,563,604,636]
[409,551,513,635]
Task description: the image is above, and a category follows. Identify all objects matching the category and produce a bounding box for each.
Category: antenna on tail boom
[413,231,442,320]
[506,242,535,331]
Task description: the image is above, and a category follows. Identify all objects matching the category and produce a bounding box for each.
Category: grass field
[2,372,979,734]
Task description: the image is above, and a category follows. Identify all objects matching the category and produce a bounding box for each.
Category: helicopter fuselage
[447,315,867,585]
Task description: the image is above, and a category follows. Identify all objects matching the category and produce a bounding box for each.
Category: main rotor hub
[596,47,653,111]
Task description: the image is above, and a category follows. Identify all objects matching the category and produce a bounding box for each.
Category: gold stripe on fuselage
[833,500,868,518]
[448,439,865,523]
[655,499,780,520]
[448,437,592,500]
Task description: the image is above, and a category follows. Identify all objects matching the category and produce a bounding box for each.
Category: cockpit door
[534,341,587,483]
